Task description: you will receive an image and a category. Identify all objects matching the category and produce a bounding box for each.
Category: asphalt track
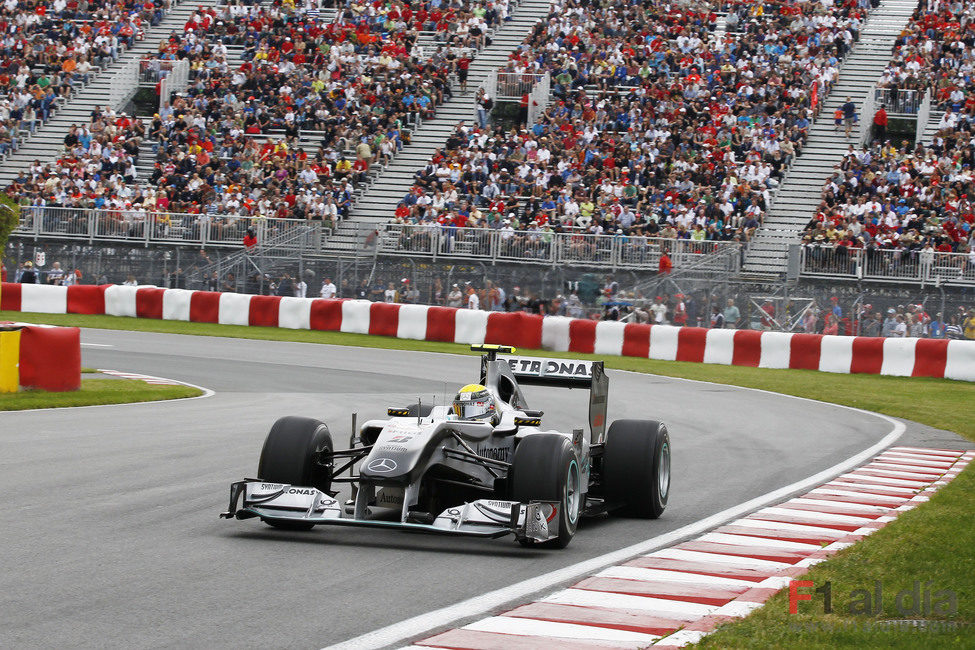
[1,329,968,649]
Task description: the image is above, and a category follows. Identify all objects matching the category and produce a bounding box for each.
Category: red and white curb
[404,447,973,649]
[96,369,184,386]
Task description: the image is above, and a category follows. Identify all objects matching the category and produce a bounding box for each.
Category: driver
[452,384,497,422]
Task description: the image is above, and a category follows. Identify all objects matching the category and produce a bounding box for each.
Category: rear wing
[500,354,608,444]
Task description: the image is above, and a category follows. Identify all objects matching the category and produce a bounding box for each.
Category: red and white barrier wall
[3,282,974,382]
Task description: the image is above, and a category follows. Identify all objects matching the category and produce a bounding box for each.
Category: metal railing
[13,206,319,249]
[800,245,975,286]
[874,87,920,115]
[158,60,190,110]
[526,72,550,125]
[859,85,876,146]
[496,72,548,99]
[107,60,139,111]
[916,88,932,144]
[378,224,741,271]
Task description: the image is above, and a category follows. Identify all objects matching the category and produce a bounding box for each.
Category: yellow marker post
[0,329,20,393]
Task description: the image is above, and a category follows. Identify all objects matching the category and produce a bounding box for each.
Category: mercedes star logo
[366,458,398,473]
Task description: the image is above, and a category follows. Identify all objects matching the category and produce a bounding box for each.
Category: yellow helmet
[452,384,496,421]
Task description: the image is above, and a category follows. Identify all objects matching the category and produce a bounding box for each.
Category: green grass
[0,377,201,410]
[2,310,973,647]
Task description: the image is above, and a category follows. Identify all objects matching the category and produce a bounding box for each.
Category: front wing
[220,480,560,542]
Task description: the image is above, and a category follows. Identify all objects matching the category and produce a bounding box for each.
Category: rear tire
[257,416,334,531]
[603,420,670,518]
[510,434,581,549]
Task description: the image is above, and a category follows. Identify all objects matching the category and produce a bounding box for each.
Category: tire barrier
[3,282,974,382]
[9,323,81,392]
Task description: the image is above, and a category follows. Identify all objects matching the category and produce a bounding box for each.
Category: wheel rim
[566,459,581,525]
[658,441,670,501]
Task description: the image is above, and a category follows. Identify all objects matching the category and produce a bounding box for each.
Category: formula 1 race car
[221,345,671,548]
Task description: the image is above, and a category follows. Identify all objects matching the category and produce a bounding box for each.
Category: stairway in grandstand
[741,0,918,276]
[0,0,212,186]
[324,0,552,252]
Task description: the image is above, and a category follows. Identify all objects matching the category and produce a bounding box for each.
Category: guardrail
[158,59,190,110]
[800,245,975,286]
[526,72,550,125]
[107,60,139,111]
[378,224,741,271]
[874,87,920,115]
[916,88,932,144]
[13,206,319,249]
[496,72,548,99]
[859,84,876,145]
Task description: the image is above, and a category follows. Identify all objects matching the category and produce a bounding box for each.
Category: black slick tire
[509,434,581,549]
[257,416,333,530]
[603,419,670,518]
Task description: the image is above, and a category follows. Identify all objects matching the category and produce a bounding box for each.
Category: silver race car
[221,345,671,548]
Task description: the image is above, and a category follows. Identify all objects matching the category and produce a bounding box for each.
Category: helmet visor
[452,398,493,420]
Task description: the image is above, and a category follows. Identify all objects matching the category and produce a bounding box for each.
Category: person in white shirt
[893,314,908,337]
[447,284,463,308]
[649,296,668,324]
[320,277,337,299]
[295,277,307,298]
[466,286,480,310]
[46,261,65,285]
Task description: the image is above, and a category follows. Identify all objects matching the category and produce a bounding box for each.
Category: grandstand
[3,0,975,332]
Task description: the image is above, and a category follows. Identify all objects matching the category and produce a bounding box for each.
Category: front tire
[603,420,670,518]
[510,434,581,549]
[257,416,334,530]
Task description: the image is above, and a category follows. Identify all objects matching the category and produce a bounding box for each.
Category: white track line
[323,374,908,650]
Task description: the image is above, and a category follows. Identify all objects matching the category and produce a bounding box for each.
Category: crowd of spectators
[801,135,975,268]
[0,0,167,159]
[4,104,150,235]
[4,0,514,223]
[802,0,975,274]
[391,0,867,250]
[875,0,975,114]
[851,300,975,338]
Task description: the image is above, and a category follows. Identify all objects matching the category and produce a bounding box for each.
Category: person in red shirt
[457,57,470,93]
[873,104,888,145]
[673,294,687,325]
[243,228,257,249]
[658,250,672,274]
